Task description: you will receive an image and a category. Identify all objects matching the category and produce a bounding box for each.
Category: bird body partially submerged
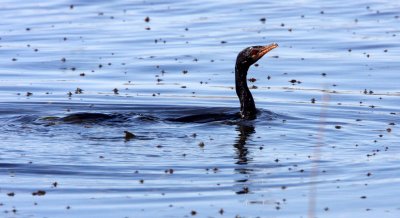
[235,43,278,119]
[60,43,278,123]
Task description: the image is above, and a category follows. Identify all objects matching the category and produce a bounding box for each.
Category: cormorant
[235,43,278,119]
[61,43,278,123]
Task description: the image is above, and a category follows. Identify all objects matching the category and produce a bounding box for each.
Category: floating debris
[289,79,301,84]
[75,88,83,94]
[248,78,257,82]
[124,131,135,140]
[236,187,249,194]
[32,190,46,196]
[165,169,174,174]
[311,98,316,103]
[198,141,205,148]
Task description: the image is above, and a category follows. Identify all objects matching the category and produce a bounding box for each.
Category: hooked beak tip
[258,43,278,57]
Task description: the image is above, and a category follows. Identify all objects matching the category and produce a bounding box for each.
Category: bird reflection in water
[233,123,255,194]
[234,124,255,165]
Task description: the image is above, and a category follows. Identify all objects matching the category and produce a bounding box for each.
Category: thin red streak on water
[308,84,330,218]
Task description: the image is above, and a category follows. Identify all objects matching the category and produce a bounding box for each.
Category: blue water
[1,1,399,217]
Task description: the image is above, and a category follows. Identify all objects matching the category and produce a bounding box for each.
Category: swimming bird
[170,43,278,122]
[235,43,278,119]
[60,43,278,123]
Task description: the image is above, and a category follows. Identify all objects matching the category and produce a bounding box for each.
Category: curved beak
[258,43,278,58]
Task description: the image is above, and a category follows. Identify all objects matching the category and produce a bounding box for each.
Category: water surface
[0,0,399,217]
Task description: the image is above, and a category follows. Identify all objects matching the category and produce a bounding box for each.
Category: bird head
[236,43,278,67]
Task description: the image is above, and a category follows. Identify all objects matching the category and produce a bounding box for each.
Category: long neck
[235,62,257,119]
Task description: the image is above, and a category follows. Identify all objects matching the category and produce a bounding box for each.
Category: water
[1,0,399,217]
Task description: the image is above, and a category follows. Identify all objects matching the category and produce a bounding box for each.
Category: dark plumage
[60,44,278,123]
[235,43,278,119]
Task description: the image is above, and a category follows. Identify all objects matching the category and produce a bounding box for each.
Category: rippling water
[1,1,399,217]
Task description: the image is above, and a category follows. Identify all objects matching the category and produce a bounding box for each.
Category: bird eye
[250,50,258,56]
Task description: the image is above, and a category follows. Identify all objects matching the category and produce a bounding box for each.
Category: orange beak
[258,43,278,58]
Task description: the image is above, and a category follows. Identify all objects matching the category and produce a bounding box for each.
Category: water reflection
[233,123,255,165]
[234,123,255,194]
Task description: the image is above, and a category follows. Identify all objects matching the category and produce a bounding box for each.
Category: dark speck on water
[124,131,135,140]
[32,190,46,196]
[0,1,399,218]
